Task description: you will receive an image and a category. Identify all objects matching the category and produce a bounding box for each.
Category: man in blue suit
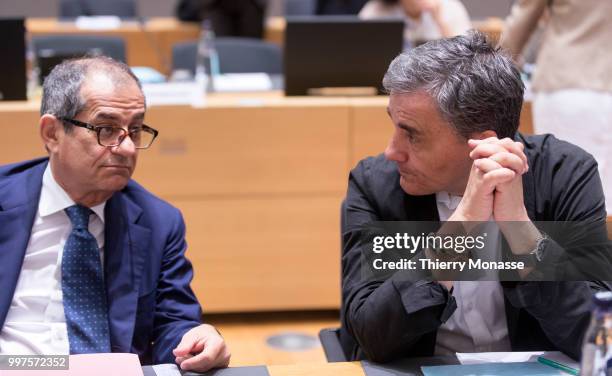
[0,56,230,372]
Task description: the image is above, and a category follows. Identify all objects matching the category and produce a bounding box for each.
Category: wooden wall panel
[135,104,349,198]
[0,102,47,164]
[176,196,342,312]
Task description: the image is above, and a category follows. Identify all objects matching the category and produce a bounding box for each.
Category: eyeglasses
[60,118,159,149]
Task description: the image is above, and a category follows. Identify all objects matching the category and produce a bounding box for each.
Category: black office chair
[59,0,137,19]
[285,0,317,15]
[318,327,348,362]
[172,37,282,75]
[319,200,350,362]
[32,35,127,63]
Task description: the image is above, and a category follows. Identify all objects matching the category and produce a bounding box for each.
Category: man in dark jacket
[340,30,611,362]
[176,0,267,38]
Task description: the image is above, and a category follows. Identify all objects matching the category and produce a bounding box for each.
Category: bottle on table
[580,291,612,376]
[195,19,220,93]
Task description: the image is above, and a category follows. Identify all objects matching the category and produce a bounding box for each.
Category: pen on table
[537,356,579,375]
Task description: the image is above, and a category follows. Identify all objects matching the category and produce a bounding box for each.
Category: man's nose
[384,131,408,163]
[112,133,137,156]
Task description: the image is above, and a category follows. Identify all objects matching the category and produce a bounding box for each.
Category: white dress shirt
[433,191,512,355]
[0,165,106,355]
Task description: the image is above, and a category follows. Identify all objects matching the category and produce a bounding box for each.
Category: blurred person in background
[316,0,370,14]
[176,0,268,38]
[359,0,471,47]
[500,0,612,214]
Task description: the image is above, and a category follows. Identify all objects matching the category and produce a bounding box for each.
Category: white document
[456,351,544,365]
[213,73,273,92]
[75,16,121,30]
[151,363,182,376]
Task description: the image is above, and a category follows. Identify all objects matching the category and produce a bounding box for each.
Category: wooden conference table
[144,362,366,376]
[0,92,556,314]
[161,353,567,375]
[267,362,364,376]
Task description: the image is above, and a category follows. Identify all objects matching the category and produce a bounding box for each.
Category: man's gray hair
[40,56,143,132]
[383,30,524,139]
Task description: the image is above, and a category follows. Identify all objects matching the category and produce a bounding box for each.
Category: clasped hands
[434,137,540,287]
[450,137,530,223]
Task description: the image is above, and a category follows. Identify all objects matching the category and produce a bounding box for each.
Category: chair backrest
[172,37,282,75]
[33,35,127,84]
[59,0,137,18]
[285,0,317,15]
[316,202,351,363]
[32,35,127,63]
[319,328,348,362]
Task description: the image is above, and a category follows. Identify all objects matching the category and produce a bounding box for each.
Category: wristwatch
[514,231,549,266]
[529,231,550,262]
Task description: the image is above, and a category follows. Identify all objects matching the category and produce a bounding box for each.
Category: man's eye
[404,130,416,141]
[98,127,116,136]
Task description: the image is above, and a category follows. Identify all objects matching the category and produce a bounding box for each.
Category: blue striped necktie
[62,204,111,353]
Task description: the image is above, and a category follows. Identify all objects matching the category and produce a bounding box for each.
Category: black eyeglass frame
[60,117,159,149]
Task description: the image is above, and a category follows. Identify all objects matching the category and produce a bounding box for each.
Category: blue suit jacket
[0,158,202,364]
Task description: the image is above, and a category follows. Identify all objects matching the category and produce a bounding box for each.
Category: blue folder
[421,361,568,376]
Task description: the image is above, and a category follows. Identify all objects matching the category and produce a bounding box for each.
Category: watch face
[534,236,549,262]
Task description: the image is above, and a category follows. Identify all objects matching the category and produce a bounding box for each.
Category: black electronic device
[284,16,403,96]
[0,18,27,101]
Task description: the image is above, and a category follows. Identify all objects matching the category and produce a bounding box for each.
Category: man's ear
[470,130,498,140]
[40,114,63,154]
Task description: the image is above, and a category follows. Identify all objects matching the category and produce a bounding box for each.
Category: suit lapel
[0,162,46,328]
[405,194,439,221]
[104,191,151,352]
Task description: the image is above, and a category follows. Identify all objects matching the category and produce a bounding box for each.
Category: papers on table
[151,363,182,376]
[422,362,568,376]
[74,16,122,30]
[423,351,579,376]
[456,350,544,364]
[141,73,274,107]
[212,73,273,92]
